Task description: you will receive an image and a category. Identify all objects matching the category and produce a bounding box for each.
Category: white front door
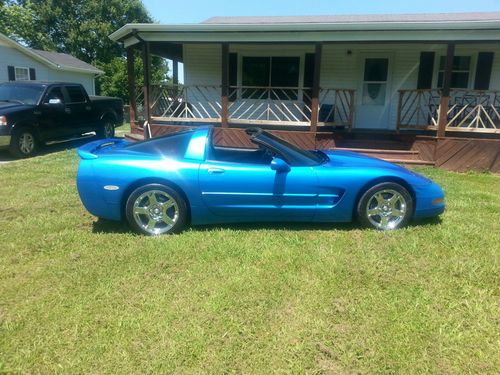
[355,54,392,129]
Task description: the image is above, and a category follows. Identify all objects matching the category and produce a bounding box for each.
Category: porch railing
[397,89,500,133]
[150,84,221,122]
[145,84,355,129]
[228,86,311,125]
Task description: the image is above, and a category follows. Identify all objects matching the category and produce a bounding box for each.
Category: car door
[37,85,72,139]
[198,157,318,221]
[63,85,93,135]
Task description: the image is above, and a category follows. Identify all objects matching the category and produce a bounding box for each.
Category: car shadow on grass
[91,216,442,235]
[92,218,131,234]
[192,216,442,233]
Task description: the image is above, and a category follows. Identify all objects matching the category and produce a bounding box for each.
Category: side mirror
[48,98,62,105]
[270,157,290,173]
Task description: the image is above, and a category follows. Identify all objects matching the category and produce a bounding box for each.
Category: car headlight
[0,116,7,126]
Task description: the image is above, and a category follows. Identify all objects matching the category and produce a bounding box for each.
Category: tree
[0,0,169,100]
[99,54,167,103]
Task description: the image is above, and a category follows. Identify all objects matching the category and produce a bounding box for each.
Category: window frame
[14,66,30,81]
[64,85,87,104]
[434,54,476,90]
[236,52,306,101]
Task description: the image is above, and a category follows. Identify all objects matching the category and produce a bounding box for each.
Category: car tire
[9,127,38,158]
[357,182,413,230]
[125,184,188,236]
[97,118,115,139]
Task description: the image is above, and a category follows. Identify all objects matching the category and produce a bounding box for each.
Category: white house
[110,12,500,171]
[0,33,103,94]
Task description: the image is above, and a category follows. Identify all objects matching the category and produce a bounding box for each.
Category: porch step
[124,133,145,142]
[334,139,414,150]
[334,147,420,155]
[384,159,436,166]
[334,146,434,165]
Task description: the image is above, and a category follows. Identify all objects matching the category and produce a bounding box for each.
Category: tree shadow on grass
[0,134,97,163]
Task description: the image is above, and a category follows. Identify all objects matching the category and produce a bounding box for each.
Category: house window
[14,67,30,81]
[241,56,300,100]
[437,56,471,89]
[362,58,389,105]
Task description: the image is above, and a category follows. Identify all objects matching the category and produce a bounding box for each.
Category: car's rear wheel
[125,184,187,235]
[357,182,413,230]
[97,118,115,139]
[9,127,38,158]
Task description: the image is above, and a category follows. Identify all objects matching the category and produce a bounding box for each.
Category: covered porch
[112,17,500,172]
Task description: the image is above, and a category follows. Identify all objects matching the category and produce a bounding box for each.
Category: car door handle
[85,106,91,111]
[208,168,225,174]
[65,108,71,114]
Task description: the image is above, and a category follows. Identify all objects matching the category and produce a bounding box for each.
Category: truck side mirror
[48,98,62,105]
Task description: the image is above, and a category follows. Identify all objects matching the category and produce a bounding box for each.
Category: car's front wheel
[125,184,187,235]
[9,127,38,158]
[357,182,413,230]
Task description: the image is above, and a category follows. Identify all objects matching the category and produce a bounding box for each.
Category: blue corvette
[76,127,445,235]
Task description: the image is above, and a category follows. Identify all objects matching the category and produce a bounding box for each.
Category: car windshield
[0,84,45,105]
[253,131,327,166]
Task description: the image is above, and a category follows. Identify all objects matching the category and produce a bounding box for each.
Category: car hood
[0,102,34,113]
[323,150,403,169]
[322,150,433,185]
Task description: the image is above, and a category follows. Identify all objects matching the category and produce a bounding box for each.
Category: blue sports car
[76,127,445,235]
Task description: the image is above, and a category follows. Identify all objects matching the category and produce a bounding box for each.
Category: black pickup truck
[0,82,123,157]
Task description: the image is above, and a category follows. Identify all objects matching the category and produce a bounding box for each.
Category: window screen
[14,67,30,81]
[241,56,300,100]
[437,56,471,89]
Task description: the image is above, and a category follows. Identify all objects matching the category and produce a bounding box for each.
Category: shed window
[437,56,471,89]
[14,67,30,81]
[242,56,300,100]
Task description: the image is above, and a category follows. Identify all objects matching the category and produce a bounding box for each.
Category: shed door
[356,55,392,129]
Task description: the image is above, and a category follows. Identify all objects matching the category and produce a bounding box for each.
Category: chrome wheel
[366,189,407,230]
[103,121,114,138]
[132,190,179,235]
[19,133,35,155]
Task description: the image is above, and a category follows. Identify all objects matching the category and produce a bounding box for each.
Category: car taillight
[0,116,6,126]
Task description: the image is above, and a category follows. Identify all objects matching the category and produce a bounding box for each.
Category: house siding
[182,43,500,129]
[0,44,96,95]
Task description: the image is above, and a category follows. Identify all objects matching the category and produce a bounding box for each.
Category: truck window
[66,86,86,103]
[44,87,65,104]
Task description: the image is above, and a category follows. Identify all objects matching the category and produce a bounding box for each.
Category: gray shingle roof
[30,49,103,74]
[202,12,500,24]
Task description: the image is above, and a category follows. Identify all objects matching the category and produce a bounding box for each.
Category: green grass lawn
[0,148,498,374]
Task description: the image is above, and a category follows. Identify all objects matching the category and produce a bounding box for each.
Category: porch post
[126,47,137,133]
[221,43,229,128]
[142,41,152,138]
[437,43,455,138]
[310,43,322,132]
[172,59,179,85]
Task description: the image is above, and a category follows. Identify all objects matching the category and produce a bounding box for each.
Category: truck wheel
[9,127,38,158]
[97,119,115,139]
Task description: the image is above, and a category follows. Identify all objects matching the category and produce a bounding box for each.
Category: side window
[126,132,193,158]
[66,86,86,103]
[44,87,65,104]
